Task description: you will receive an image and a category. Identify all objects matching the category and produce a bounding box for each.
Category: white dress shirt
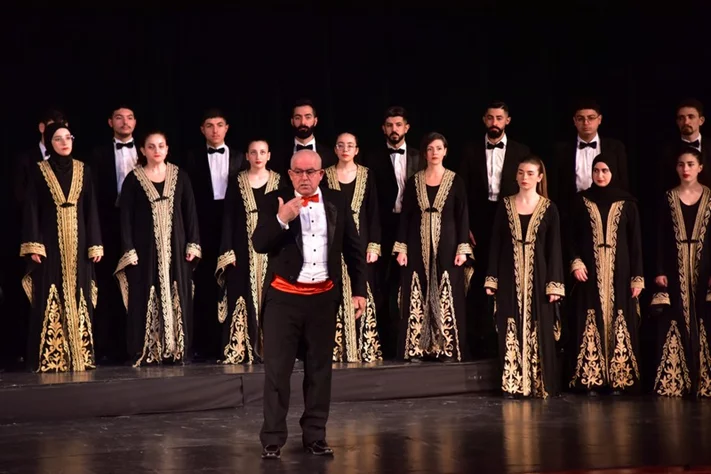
[682,133,703,151]
[388,142,408,213]
[277,187,329,283]
[293,137,317,154]
[575,133,601,192]
[39,141,49,160]
[114,138,138,194]
[485,134,508,201]
[207,143,230,200]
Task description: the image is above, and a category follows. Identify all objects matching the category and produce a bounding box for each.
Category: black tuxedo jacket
[458,138,530,233]
[272,140,337,177]
[13,145,45,206]
[252,187,367,301]
[184,144,246,211]
[656,137,711,194]
[552,136,629,207]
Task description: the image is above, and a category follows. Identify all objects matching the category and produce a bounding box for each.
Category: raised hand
[277,196,303,224]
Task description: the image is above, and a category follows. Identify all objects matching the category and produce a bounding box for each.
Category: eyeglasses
[336,143,356,151]
[52,135,75,143]
[574,115,600,123]
[289,168,323,177]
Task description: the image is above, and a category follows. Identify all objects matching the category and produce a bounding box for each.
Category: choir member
[361,106,422,358]
[651,147,711,398]
[215,139,284,364]
[324,132,382,362]
[184,108,246,361]
[458,100,531,357]
[485,156,564,398]
[115,131,201,367]
[20,122,103,372]
[255,149,366,459]
[271,98,337,176]
[552,99,629,212]
[568,155,644,396]
[394,132,472,363]
[89,104,139,363]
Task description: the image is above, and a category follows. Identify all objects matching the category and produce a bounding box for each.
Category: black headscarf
[43,122,73,174]
[579,153,636,205]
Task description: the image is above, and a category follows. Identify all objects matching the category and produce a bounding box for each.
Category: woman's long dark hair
[137,130,168,166]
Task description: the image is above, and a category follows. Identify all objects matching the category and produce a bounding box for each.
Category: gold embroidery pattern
[359,282,382,362]
[570,258,586,273]
[91,280,98,309]
[630,276,645,290]
[545,282,565,296]
[651,292,671,306]
[170,281,186,362]
[502,317,523,394]
[392,242,407,254]
[668,187,711,336]
[570,309,605,389]
[698,319,711,398]
[609,310,639,389]
[504,195,550,396]
[404,273,425,359]
[20,242,46,257]
[530,323,548,398]
[39,160,88,371]
[22,273,33,304]
[333,255,358,362]
[438,271,461,361]
[654,320,691,397]
[37,284,69,372]
[326,165,368,234]
[484,276,498,290]
[114,249,137,310]
[366,243,381,256]
[414,170,455,281]
[333,308,345,361]
[186,243,202,259]
[217,293,228,324]
[215,250,236,287]
[134,286,161,367]
[222,297,254,364]
[87,245,104,259]
[134,164,180,358]
[456,243,473,255]
[78,289,96,370]
[464,266,474,295]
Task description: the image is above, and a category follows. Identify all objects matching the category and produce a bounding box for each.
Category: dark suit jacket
[252,187,367,303]
[458,137,530,235]
[13,145,44,206]
[552,136,629,208]
[272,140,337,177]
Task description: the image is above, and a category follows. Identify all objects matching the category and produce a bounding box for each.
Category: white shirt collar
[114,137,134,145]
[294,186,322,199]
[388,141,407,153]
[577,133,600,145]
[295,137,316,149]
[682,133,702,143]
[207,142,227,150]
[485,133,508,147]
[39,141,48,158]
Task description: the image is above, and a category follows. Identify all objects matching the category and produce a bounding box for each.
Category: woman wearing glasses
[394,132,473,363]
[324,132,382,362]
[216,139,285,364]
[114,131,201,367]
[20,122,103,372]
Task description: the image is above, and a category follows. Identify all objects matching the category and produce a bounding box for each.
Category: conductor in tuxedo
[89,105,139,363]
[458,100,530,358]
[184,108,246,360]
[361,105,422,358]
[552,99,629,216]
[255,149,367,459]
[271,98,337,176]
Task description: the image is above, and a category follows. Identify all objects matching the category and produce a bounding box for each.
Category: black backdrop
[1,5,709,364]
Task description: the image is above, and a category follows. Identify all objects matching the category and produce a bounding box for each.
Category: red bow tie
[301,194,319,207]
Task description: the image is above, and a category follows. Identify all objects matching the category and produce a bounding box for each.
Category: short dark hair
[109,104,136,119]
[137,130,168,166]
[420,131,449,153]
[485,100,509,115]
[292,98,317,117]
[39,108,66,125]
[573,99,602,116]
[677,146,703,164]
[201,107,228,125]
[384,106,408,123]
[677,98,705,117]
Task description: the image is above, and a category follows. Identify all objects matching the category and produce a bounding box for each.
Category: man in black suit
[255,149,366,460]
[361,105,422,358]
[458,100,531,358]
[88,104,139,364]
[552,99,629,212]
[271,98,336,176]
[184,108,246,361]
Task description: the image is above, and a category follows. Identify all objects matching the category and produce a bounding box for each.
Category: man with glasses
[254,149,366,460]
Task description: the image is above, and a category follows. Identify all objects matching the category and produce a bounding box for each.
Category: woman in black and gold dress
[215,139,283,364]
[324,132,382,363]
[20,122,103,372]
[115,131,201,367]
[568,154,645,396]
[485,156,564,398]
[652,147,711,398]
[394,132,472,363]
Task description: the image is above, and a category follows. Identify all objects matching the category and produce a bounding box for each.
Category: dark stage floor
[0,394,709,474]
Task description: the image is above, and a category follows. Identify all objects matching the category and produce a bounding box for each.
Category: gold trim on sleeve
[546,282,565,297]
[484,276,498,290]
[456,243,473,255]
[186,243,202,259]
[630,276,645,290]
[215,250,237,287]
[570,258,586,273]
[392,242,407,255]
[20,242,46,257]
[366,243,381,256]
[651,292,671,306]
[88,245,104,259]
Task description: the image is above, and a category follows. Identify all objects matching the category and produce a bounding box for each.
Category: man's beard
[386,132,403,146]
[293,125,314,140]
[487,126,504,139]
[681,125,694,137]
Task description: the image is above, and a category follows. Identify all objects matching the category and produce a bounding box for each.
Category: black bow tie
[486,141,504,150]
[116,141,134,150]
[578,141,597,149]
[683,139,701,148]
[296,144,313,151]
[389,148,405,155]
[208,147,225,154]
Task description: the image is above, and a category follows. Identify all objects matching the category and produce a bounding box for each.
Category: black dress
[115,164,201,366]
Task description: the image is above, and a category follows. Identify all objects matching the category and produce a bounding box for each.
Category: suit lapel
[200,150,215,196]
[228,146,238,179]
[324,197,337,253]
[406,147,419,178]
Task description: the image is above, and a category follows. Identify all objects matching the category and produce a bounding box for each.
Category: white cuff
[276,214,289,230]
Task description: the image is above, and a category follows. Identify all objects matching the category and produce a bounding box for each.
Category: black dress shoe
[588,390,599,398]
[304,440,334,456]
[611,390,622,396]
[261,445,281,460]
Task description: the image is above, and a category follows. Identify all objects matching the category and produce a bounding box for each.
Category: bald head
[290,149,322,169]
[288,149,324,196]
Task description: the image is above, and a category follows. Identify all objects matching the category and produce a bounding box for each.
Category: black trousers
[375,213,401,359]
[260,285,339,447]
